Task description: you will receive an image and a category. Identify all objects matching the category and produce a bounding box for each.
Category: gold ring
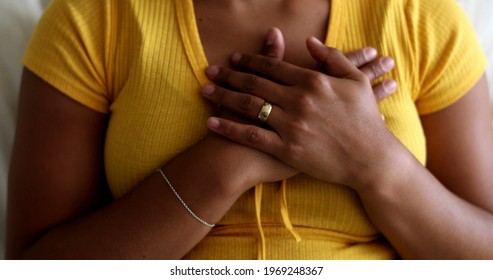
[257,102,273,122]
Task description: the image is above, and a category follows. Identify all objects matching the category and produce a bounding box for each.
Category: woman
[6,0,493,259]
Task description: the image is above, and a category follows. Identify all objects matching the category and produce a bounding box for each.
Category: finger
[360,57,395,82]
[259,27,285,60]
[345,47,377,68]
[207,117,283,155]
[202,84,286,126]
[205,65,286,104]
[306,37,362,81]
[230,52,307,85]
[372,79,398,101]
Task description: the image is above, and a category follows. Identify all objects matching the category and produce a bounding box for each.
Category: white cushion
[0,0,47,260]
[457,0,493,113]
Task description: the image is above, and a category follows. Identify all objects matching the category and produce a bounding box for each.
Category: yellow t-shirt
[23,0,486,259]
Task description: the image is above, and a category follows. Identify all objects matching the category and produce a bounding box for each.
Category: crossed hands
[202,28,399,191]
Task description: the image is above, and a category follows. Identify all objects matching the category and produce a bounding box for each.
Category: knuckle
[304,72,333,95]
[242,75,259,92]
[290,118,309,133]
[221,121,235,136]
[344,53,357,66]
[239,94,256,112]
[305,72,327,87]
[294,95,316,112]
[216,88,227,103]
[369,63,382,80]
[348,52,365,67]
[259,58,280,74]
[240,54,252,66]
[355,53,366,66]
[217,68,231,83]
[247,127,264,144]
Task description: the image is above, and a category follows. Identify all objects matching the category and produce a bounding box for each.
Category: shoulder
[24,0,119,114]
[400,0,487,114]
[42,0,124,31]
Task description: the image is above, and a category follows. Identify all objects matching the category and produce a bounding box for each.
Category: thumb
[306,36,360,80]
[260,27,285,60]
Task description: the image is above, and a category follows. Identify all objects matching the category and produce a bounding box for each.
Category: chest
[193,0,330,69]
[106,0,427,197]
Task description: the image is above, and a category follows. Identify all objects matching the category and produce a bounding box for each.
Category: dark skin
[204,40,493,258]
[194,0,329,69]
[6,16,396,260]
[196,0,493,259]
[11,0,492,259]
[7,0,493,259]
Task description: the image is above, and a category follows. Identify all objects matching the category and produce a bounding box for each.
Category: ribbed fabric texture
[23,0,486,259]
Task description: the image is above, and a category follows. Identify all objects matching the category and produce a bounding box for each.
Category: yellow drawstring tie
[254,183,266,260]
[280,179,302,242]
[254,180,302,260]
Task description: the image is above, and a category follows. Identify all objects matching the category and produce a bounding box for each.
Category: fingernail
[202,85,215,95]
[206,66,219,77]
[383,79,397,93]
[381,57,395,71]
[364,48,377,60]
[207,117,220,129]
[309,36,324,46]
[231,53,242,64]
[265,27,277,47]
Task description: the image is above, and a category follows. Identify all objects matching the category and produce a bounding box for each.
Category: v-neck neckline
[174,0,346,86]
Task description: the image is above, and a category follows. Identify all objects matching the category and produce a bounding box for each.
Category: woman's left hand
[202,37,406,190]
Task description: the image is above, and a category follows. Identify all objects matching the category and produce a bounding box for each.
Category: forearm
[358,154,493,259]
[17,136,250,260]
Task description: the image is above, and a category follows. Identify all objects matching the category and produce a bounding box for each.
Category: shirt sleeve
[23,0,113,114]
[410,0,487,115]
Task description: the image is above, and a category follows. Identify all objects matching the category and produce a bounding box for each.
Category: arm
[7,30,394,259]
[6,69,263,259]
[359,75,493,259]
[203,39,493,259]
[6,29,298,260]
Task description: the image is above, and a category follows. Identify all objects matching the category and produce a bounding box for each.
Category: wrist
[159,136,254,225]
[199,133,298,190]
[353,140,418,197]
[166,134,267,196]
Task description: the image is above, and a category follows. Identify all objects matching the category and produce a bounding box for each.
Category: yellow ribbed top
[24,0,486,259]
